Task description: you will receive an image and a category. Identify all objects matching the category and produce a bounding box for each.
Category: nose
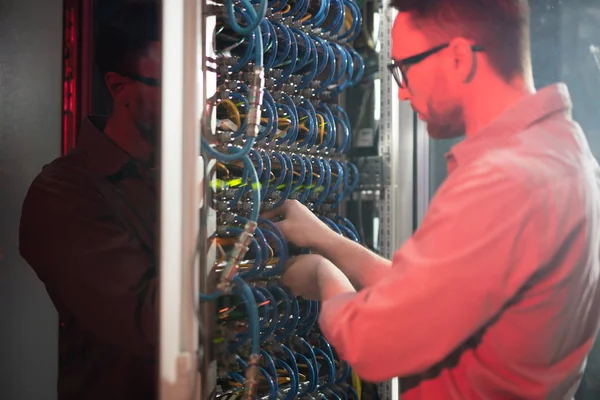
[398,87,411,101]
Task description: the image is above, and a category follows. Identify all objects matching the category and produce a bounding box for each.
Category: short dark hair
[390,0,531,82]
[95,1,161,77]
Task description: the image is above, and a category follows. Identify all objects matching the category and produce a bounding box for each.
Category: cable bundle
[202,0,365,397]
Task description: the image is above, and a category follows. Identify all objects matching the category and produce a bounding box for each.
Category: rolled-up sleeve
[319,163,575,382]
[19,169,157,358]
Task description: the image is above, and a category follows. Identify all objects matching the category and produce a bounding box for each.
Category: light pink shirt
[320,84,600,399]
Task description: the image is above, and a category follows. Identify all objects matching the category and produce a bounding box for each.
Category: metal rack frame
[377,5,414,258]
[376,2,416,399]
[159,0,204,398]
[158,0,417,398]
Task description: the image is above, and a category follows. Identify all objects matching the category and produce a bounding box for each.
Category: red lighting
[62,0,93,156]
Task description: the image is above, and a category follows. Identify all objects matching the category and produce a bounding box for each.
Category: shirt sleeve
[19,168,157,358]
[318,163,576,382]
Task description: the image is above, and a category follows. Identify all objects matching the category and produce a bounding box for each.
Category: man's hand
[264,200,391,290]
[282,254,325,300]
[282,254,354,301]
[262,200,337,250]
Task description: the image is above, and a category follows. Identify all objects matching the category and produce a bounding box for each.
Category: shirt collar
[447,83,573,168]
[76,116,132,176]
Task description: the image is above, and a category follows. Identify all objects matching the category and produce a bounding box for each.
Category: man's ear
[448,37,477,84]
[104,72,131,104]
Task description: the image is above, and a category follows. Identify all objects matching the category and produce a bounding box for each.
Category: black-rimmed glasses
[387,43,484,89]
[121,73,161,87]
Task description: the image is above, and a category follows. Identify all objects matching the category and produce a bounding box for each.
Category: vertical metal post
[159,0,202,398]
[199,6,219,400]
[377,2,415,399]
[378,7,415,258]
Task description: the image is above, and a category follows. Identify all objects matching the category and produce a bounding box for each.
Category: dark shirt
[19,116,158,400]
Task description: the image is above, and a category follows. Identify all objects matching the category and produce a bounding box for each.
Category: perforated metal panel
[377,6,414,258]
[376,3,416,399]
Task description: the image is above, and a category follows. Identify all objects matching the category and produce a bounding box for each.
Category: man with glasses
[19,2,161,399]
[266,0,600,398]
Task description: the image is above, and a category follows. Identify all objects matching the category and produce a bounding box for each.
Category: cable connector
[245,66,265,138]
[217,220,258,291]
[243,353,261,400]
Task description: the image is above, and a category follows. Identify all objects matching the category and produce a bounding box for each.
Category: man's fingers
[259,208,281,220]
[260,201,288,220]
[283,255,299,271]
[274,219,288,236]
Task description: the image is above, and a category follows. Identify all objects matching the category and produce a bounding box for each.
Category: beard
[139,124,157,145]
[135,113,160,146]
[424,100,466,140]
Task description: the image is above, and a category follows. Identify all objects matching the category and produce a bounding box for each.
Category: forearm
[313,230,391,288]
[316,259,356,302]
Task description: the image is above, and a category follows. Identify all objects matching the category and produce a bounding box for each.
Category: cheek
[405,80,431,112]
[148,92,161,117]
[137,89,160,114]
[424,73,454,110]
[148,90,161,108]
[408,68,435,97]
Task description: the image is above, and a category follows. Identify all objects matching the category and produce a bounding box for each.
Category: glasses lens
[393,67,404,88]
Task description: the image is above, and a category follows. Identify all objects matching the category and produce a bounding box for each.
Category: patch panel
[200,0,367,398]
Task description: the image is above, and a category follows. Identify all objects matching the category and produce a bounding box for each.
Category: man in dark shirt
[19,2,161,399]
